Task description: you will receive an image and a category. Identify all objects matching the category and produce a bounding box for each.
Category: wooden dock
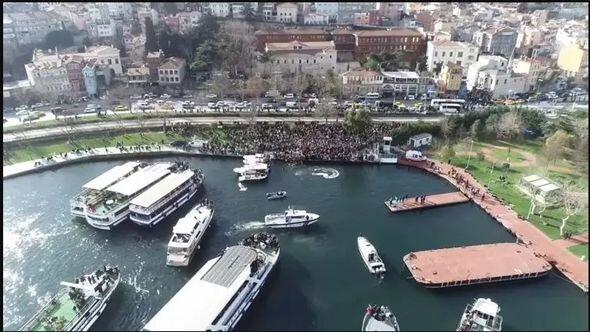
[403,243,552,288]
[384,192,469,213]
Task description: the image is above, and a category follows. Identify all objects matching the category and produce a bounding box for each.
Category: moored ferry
[238,168,269,182]
[456,298,503,331]
[362,305,400,331]
[167,199,215,267]
[70,162,144,218]
[129,162,204,227]
[84,162,174,230]
[143,232,280,331]
[20,265,120,332]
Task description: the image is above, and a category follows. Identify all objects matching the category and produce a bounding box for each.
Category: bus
[439,103,463,114]
[431,99,466,108]
[366,92,380,99]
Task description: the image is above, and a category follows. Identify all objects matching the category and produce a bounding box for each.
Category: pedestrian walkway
[3,145,193,179]
[553,233,589,250]
[398,158,589,293]
[384,192,469,213]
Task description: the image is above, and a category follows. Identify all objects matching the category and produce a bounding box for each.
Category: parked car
[131,95,142,100]
[87,104,102,110]
[78,96,89,102]
[206,93,218,99]
[114,105,128,112]
[284,93,295,99]
[84,107,97,113]
[261,103,273,110]
[156,99,165,104]
[407,95,416,100]
[207,102,216,108]
[160,94,171,99]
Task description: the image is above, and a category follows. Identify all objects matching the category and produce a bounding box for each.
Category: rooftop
[159,57,186,70]
[430,40,476,48]
[255,28,329,35]
[265,40,335,52]
[381,71,420,79]
[130,170,194,208]
[108,163,172,197]
[82,162,140,191]
[354,29,423,37]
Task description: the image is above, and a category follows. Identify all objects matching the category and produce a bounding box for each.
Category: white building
[263,40,337,75]
[381,71,432,97]
[340,70,384,96]
[466,55,526,98]
[158,57,187,85]
[208,3,231,18]
[511,58,543,92]
[555,22,589,51]
[427,41,479,74]
[178,11,201,34]
[87,20,117,38]
[105,3,132,20]
[517,26,543,49]
[408,133,433,148]
[25,61,71,94]
[87,3,110,22]
[276,3,298,23]
[315,2,338,22]
[303,13,330,25]
[5,12,63,46]
[137,8,159,30]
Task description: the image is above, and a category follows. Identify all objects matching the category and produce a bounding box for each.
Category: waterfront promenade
[398,159,589,293]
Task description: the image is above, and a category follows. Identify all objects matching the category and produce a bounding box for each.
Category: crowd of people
[200,122,406,163]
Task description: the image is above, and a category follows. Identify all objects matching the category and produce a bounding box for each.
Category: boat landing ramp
[403,243,552,288]
[384,192,469,213]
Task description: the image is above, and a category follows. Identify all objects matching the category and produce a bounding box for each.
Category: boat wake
[224,220,265,236]
[311,168,340,179]
[125,266,150,295]
[238,182,247,191]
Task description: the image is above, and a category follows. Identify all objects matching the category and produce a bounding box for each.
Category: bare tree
[544,130,571,164]
[210,75,233,99]
[559,184,587,237]
[315,100,337,124]
[496,111,523,141]
[62,117,76,143]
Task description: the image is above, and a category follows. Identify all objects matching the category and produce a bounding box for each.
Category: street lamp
[487,161,496,187]
[465,139,474,171]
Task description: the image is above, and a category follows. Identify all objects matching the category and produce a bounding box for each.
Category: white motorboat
[457,298,503,331]
[362,305,400,331]
[357,235,386,276]
[233,163,269,175]
[264,207,319,228]
[20,265,121,332]
[167,199,215,267]
[238,169,268,182]
[143,233,280,331]
[266,191,287,200]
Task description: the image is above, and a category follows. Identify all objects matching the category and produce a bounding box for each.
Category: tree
[315,101,337,124]
[131,20,142,35]
[209,76,233,99]
[559,184,586,237]
[470,119,482,140]
[82,36,92,47]
[417,55,428,72]
[440,144,456,162]
[45,30,74,49]
[485,113,500,137]
[496,111,523,141]
[190,39,219,72]
[544,130,571,164]
[144,17,158,54]
[440,116,460,142]
[344,109,371,132]
[433,62,443,76]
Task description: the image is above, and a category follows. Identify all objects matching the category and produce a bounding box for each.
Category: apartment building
[4,12,63,46]
[208,3,231,18]
[353,29,426,63]
[340,69,383,96]
[511,58,544,91]
[263,40,337,75]
[158,57,186,85]
[303,13,330,25]
[276,3,298,23]
[337,3,376,24]
[557,44,588,81]
[354,11,380,26]
[315,2,338,23]
[254,28,331,52]
[473,27,518,58]
[426,40,479,74]
[466,55,526,98]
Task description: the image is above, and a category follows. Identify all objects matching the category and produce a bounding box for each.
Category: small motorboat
[362,305,400,331]
[266,191,287,200]
[264,207,319,228]
[456,298,503,331]
[357,235,386,276]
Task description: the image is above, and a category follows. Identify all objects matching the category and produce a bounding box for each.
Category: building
[531,9,549,26]
[276,3,298,23]
[516,26,543,50]
[557,44,588,81]
[230,3,246,19]
[303,13,330,25]
[466,55,526,98]
[4,12,63,46]
[473,27,518,58]
[414,12,436,32]
[64,56,86,95]
[337,3,376,24]
[331,28,356,62]
[137,8,159,32]
[177,11,201,34]
[555,22,589,51]
[314,2,338,23]
[340,69,383,96]
[263,40,337,75]
[146,50,165,83]
[354,11,380,26]
[208,3,231,18]
[511,58,543,92]
[440,62,463,93]
[376,2,403,24]
[254,28,331,52]
[381,71,432,98]
[518,174,563,206]
[158,57,186,85]
[126,65,150,85]
[105,2,132,20]
[25,61,70,95]
[87,20,117,39]
[83,61,98,97]
[408,133,432,148]
[262,3,276,21]
[426,41,479,74]
[353,29,426,63]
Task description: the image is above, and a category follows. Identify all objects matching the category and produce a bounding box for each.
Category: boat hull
[85,208,129,230]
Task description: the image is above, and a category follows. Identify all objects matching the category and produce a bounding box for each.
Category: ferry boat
[20,265,121,332]
[84,162,174,230]
[70,162,144,218]
[456,298,503,331]
[167,199,215,267]
[143,232,280,331]
[264,207,319,228]
[362,305,400,331]
[266,191,287,200]
[357,235,386,276]
[238,168,269,182]
[129,163,205,227]
[232,154,267,173]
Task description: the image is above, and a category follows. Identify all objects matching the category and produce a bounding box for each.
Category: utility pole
[465,139,474,171]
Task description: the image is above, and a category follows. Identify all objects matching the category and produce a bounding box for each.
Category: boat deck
[384,192,469,213]
[403,243,552,288]
[202,246,258,287]
[29,292,79,331]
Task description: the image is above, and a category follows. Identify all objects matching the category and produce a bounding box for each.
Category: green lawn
[490,148,528,162]
[433,140,588,240]
[568,243,589,261]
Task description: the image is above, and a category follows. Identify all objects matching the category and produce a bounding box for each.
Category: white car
[131,95,142,100]
[207,102,216,108]
[407,95,416,100]
[16,110,30,117]
[206,94,218,99]
[84,107,96,113]
[284,93,295,99]
[87,104,102,110]
[156,99,165,104]
[160,94,171,99]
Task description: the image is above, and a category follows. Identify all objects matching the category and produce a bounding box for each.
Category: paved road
[3,115,444,144]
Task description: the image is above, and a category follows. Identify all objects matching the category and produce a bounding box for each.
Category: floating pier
[384,192,469,213]
[403,243,552,288]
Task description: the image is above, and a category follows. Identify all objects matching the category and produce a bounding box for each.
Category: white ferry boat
[143,233,280,331]
[84,162,174,230]
[233,162,270,176]
[70,162,143,218]
[232,154,269,174]
[129,163,204,227]
[238,168,269,182]
[457,298,503,331]
[20,265,120,332]
[357,235,386,276]
[167,199,215,267]
[264,207,319,228]
[362,305,400,331]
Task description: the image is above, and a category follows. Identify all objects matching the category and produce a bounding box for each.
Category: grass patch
[568,243,588,260]
[490,149,528,162]
[432,139,588,239]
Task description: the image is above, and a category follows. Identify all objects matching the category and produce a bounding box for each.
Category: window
[442,52,446,57]
[174,70,178,75]
[458,51,463,58]
[435,51,438,57]
[504,79,507,84]
[115,59,119,64]
[108,59,112,65]
[299,59,301,64]
[449,52,453,57]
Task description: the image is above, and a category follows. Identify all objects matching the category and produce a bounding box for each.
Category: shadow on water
[238,252,317,331]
